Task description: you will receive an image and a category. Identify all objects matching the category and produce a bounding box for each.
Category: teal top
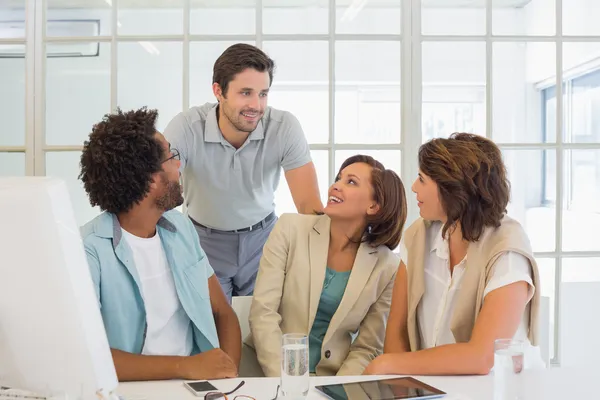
[309,267,352,373]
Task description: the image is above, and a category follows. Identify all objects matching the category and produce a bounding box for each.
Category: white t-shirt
[400,225,545,369]
[122,228,193,356]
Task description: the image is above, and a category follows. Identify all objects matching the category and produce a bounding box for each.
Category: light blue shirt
[80,210,220,354]
[164,103,312,231]
[309,267,352,373]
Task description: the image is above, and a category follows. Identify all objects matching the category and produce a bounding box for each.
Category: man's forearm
[110,349,183,382]
[215,309,242,368]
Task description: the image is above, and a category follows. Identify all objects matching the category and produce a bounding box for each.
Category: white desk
[118,367,598,400]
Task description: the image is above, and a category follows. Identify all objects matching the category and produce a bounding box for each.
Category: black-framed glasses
[204,380,256,400]
[270,384,280,400]
[163,148,180,163]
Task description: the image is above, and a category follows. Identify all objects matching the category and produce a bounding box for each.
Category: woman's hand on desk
[179,348,238,380]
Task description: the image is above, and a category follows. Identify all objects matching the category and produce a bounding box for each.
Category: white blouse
[400,225,545,369]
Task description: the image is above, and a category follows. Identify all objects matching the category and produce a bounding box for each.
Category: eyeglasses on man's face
[163,148,180,163]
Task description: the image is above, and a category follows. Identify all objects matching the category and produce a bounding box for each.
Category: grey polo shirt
[164,102,311,231]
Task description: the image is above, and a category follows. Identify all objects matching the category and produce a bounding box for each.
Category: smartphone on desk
[184,381,219,397]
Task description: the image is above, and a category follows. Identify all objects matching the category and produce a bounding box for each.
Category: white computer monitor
[0,177,118,400]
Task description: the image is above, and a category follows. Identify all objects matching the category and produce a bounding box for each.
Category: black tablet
[314,377,446,400]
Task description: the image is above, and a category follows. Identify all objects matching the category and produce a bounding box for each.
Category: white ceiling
[2,0,532,9]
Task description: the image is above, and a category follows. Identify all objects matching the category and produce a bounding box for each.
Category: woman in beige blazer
[365,133,543,376]
[247,155,407,377]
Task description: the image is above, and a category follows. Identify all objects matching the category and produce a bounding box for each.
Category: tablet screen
[314,377,446,400]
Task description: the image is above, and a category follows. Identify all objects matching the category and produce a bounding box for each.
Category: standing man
[164,43,323,301]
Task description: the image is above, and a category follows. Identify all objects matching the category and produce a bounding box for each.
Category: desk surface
[118,367,596,400]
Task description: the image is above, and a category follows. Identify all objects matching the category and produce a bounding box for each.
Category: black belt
[190,211,276,233]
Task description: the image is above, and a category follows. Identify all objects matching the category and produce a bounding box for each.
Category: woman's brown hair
[337,155,407,250]
[418,132,510,242]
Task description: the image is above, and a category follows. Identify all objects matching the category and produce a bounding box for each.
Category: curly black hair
[79,107,164,214]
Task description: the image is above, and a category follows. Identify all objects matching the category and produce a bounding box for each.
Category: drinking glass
[494,339,525,400]
[280,333,309,399]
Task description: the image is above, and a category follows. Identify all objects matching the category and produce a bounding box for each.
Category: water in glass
[281,334,309,399]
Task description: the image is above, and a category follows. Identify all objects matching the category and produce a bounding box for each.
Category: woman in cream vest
[365,133,543,376]
[247,155,407,376]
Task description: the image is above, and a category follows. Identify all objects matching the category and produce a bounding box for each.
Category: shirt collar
[93,212,177,247]
[431,224,468,266]
[431,224,449,260]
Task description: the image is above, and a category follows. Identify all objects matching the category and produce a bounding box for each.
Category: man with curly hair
[79,107,241,381]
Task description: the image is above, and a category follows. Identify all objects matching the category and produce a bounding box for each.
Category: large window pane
[335,150,401,177]
[493,0,555,36]
[563,150,600,251]
[274,150,328,216]
[189,41,255,109]
[335,41,401,144]
[191,3,255,35]
[0,153,25,176]
[493,42,555,143]
[563,258,600,282]
[422,42,486,142]
[563,1,600,36]
[262,41,329,145]
[0,45,25,146]
[118,1,184,35]
[336,1,401,34]
[263,1,327,34]
[0,5,25,37]
[422,2,485,35]
[47,3,109,37]
[561,258,600,366]
[46,42,110,146]
[503,149,556,252]
[118,42,182,132]
[45,151,99,227]
[561,44,600,144]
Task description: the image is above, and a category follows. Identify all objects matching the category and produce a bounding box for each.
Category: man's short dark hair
[79,107,164,214]
[213,43,275,96]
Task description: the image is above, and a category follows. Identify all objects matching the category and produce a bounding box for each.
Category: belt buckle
[248,225,253,232]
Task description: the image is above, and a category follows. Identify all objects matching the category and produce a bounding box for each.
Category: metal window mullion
[39,143,406,152]
[497,143,600,149]
[536,251,600,258]
[0,38,26,44]
[335,34,401,41]
[33,0,46,176]
[44,36,112,42]
[400,0,411,181]
[553,0,564,367]
[420,35,600,42]
[256,0,262,48]
[183,0,190,111]
[42,145,84,152]
[328,0,335,186]
[24,0,35,176]
[39,35,600,44]
[485,0,493,138]
[110,0,118,113]
[403,0,422,226]
[0,147,27,152]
